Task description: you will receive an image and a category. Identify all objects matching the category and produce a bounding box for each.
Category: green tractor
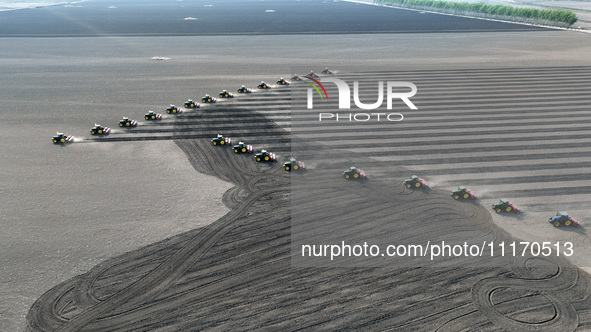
[283,158,306,172]
[166,105,182,114]
[343,167,366,180]
[219,90,234,98]
[237,85,252,93]
[403,175,428,188]
[451,186,477,200]
[276,77,290,85]
[202,94,217,103]
[233,142,253,154]
[118,116,137,128]
[255,150,276,162]
[184,99,200,108]
[492,199,520,213]
[257,81,271,89]
[211,134,231,146]
[90,124,110,136]
[52,132,74,144]
[144,111,162,120]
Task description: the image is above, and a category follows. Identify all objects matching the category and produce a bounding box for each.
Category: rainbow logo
[304,76,328,100]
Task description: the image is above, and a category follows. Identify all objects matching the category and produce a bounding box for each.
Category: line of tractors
[52,69,330,144]
[401,176,579,227]
[51,67,580,228]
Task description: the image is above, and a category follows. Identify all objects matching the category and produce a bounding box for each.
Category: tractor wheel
[565,220,572,226]
[406,184,411,188]
[415,182,421,188]
[190,104,194,107]
[265,156,270,161]
[506,206,512,212]
[353,173,359,178]
[173,110,177,113]
[285,166,290,171]
[554,221,561,227]
[126,123,130,126]
[53,139,57,143]
[167,110,170,114]
[145,116,149,120]
[119,123,123,127]
[256,157,261,162]
[496,208,502,213]
[294,165,299,170]
[463,193,469,199]
[234,149,238,153]
[91,131,96,135]
[212,141,217,145]
[242,148,246,153]
[60,138,65,143]
[151,115,155,119]
[98,130,103,134]
[345,174,350,179]
[220,141,225,145]
[454,195,459,199]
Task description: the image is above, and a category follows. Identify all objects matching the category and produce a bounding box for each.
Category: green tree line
[374,0,578,26]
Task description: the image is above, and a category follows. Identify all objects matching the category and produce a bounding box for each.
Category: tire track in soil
[51,187,288,331]
[471,264,579,332]
[27,69,591,331]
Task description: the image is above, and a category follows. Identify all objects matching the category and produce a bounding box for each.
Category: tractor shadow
[403,187,432,195]
[552,224,587,235]
[495,211,525,221]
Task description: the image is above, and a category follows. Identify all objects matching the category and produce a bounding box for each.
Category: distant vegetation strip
[374,0,578,26]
